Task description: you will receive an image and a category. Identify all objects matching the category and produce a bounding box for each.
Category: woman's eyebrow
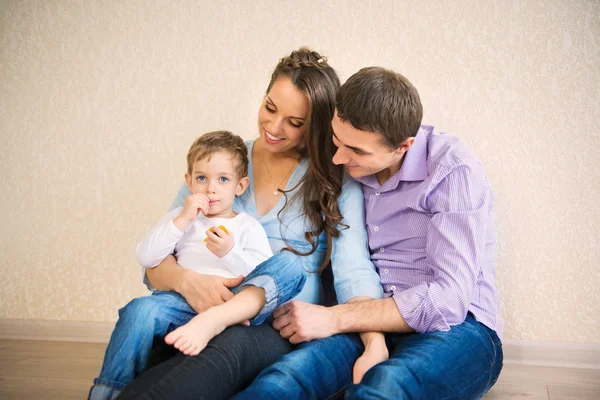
[267,96,306,121]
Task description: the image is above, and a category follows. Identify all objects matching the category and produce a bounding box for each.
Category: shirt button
[384,268,389,274]
[379,247,385,253]
[375,191,381,196]
[391,285,396,291]
[373,226,379,232]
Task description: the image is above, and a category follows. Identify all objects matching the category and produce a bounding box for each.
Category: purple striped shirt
[355,126,503,337]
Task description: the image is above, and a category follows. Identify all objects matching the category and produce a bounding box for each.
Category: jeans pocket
[481,323,501,349]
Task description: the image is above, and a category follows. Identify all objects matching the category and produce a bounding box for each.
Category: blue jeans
[234,314,503,400]
[88,251,306,400]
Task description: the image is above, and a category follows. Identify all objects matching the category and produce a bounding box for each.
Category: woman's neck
[254,138,303,162]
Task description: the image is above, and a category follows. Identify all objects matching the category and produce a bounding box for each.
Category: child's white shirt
[136,208,273,278]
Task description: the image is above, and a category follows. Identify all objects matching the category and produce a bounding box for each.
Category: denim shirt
[166,140,383,305]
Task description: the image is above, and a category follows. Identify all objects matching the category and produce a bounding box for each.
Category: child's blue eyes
[195,176,229,183]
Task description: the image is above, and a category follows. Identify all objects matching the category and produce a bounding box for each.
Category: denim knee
[273,250,307,292]
[237,251,307,325]
[350,361,417,399]
[117,296,163,331]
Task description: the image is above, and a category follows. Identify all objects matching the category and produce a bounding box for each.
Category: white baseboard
[1,319,599,369]
[502,338,600,370]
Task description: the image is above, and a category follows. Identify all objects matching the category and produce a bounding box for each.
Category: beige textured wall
[1,0,599,344]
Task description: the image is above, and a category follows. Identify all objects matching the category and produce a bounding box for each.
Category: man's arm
[272,297,413,343]
[336,297,414,333]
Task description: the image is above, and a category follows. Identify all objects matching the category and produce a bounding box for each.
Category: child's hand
[205,226,234,258]
[173,194,209,231]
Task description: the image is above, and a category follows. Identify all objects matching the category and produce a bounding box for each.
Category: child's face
[185,151,249,218]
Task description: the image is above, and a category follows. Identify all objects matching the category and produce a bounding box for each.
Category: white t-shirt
[136,207,273,279]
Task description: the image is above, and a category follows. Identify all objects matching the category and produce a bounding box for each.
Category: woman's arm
[146,255,243,313]
[330,176,384,303]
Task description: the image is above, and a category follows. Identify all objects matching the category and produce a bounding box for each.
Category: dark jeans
[117,323,293,400]
[91,251,306,400]
[234,314,502,400]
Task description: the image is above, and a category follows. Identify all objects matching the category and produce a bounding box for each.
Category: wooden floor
[0,339,598,399]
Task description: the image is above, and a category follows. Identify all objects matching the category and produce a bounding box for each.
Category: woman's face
[257,77,309,155]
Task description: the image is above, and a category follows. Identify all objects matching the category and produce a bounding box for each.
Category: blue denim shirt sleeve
[169,183,192,212]
[331,175,384,304]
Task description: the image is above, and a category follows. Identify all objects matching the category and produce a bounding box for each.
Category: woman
[119,48,383,399]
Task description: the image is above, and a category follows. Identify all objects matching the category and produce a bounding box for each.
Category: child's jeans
[88,251,306,400]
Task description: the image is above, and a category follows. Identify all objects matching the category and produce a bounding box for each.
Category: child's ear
[185,173,193,191]
[235,176,250,196]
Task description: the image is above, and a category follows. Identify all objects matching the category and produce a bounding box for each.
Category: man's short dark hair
[336,67,423,148]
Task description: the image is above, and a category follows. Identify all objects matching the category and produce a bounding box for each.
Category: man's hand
[353,332,388,383]
[272,300,338,344]
[205,226,235,258]
[177,269,243,313]
[173,193,210,230]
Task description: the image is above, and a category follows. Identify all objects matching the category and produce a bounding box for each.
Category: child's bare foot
[165,311,224,356]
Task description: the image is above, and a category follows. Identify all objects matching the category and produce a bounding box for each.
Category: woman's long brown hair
[266,48,346,272]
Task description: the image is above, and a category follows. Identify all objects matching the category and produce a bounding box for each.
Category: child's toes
[165,330,180,345]
[178,341,189,353]
[174,336,188,350]
[179,341,191,353]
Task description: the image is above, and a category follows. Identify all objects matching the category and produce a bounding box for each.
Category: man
[234,67,503,399]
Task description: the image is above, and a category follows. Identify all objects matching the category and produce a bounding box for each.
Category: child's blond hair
[186,131,248,179]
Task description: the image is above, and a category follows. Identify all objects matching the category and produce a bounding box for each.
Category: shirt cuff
[221,245,253,276]
[336,281,384,304]
[392,284,450,333]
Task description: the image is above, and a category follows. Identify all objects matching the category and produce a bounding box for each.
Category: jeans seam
[439,365,491,400]
[327,382,351,400]
[440,330,499,400]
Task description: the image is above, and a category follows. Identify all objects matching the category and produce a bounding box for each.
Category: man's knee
[348,362,418,399]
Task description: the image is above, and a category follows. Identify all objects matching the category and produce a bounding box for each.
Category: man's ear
[236,176,250,196]
[394,137,415,156]
[185,173,193,191]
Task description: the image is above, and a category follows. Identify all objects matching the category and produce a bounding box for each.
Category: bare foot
[165,311,224,356]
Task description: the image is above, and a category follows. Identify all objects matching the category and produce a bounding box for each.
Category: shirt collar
[398,127,428,182]
[355,127,429,190]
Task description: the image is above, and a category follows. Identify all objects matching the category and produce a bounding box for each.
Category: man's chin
[344,166,368,178]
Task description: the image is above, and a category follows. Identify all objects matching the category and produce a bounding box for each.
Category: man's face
[331,111,408,180]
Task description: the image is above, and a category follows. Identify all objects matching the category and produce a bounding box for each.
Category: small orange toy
[204,225,229,242]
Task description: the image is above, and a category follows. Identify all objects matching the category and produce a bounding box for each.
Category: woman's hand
[146,255,243,314]
[177,269,244,313]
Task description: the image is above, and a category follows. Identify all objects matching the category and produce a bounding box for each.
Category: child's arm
[136,208,186,268]
[137,194,210,268]
[205,219,273,277]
